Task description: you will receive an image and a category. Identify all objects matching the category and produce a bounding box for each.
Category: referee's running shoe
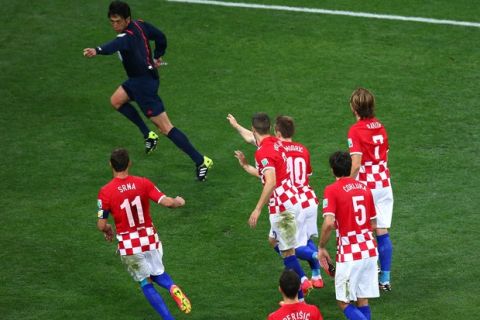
[145,131,159,154]
[196,156,213,181]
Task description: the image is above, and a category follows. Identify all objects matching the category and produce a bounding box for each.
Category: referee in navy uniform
[84,1,213,181]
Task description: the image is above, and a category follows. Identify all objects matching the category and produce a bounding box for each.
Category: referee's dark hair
[329,151,352,178]
[279,269,301,299]
[110,148,130,172]
[251,112,271,135]
[108,1,131,19]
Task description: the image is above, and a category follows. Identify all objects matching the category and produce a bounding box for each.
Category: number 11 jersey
[97,176,165,256]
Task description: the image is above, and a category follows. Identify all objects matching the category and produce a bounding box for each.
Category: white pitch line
[167,0,480,28]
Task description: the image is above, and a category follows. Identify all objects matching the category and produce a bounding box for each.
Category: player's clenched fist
[83,48,97,57]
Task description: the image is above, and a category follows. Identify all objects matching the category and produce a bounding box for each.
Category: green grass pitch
[1,0,479,319]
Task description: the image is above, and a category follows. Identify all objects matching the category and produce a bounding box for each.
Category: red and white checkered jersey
[348,118,391,189]
[282,141,319,209]
[255,137,300,214]
[97,176,165,256]
[322,177,377,262]
[117,226,160,256]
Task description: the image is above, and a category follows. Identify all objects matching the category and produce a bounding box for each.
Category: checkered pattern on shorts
[358,160,391,189]
[268,179,300,214]
[117,227,160,256]
[298,185,319,209]
[336,228,378,262]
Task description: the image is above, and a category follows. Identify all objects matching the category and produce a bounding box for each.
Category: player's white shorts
[303,204,318,239]
[269,203,309,249]
[294,204,309,248]
[335,256,380,303]
[269,210,297,251]
[371,186,394,228]
[120,243,165,282]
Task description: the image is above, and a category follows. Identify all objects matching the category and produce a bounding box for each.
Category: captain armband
[97,209,110,219]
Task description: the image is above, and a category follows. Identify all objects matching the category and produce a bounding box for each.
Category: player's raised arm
[227,114,256,145]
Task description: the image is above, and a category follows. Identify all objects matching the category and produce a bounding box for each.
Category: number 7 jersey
[348,117,390,189]
[97,176,166,255]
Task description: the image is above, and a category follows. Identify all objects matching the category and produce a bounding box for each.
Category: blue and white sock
[358,305,371,320]
[295,245,321,277]
[307,239,317,252]
[151,273,174,291]
[141,281,174,320]
[377,233,393,283]
[343,304,368,320]
[283,255,306,280]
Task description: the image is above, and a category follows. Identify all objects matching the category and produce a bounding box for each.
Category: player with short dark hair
[227,113,322,292]
[231,113,310,300]
[97,148,191,319]
[348,88,394,290]
[267,270,323,320]
[274,115,324,289]
[84,1,212,181]
[318,151,379,320]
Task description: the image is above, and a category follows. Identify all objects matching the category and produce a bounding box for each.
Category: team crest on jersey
[348,138,353,148]
[261,158,269,166]
[322,198,328,209]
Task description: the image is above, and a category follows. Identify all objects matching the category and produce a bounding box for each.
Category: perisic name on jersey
[280,310,313,320]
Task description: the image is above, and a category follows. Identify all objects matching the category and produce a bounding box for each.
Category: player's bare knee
[110,96,122,109]
[268,237,277,248]
[337,301,349,310]
[356,298,369,307]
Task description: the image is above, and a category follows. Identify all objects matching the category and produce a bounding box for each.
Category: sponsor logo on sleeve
[97,199,102,209]
[348,138,353,148]
[323,198,328,209]
[261,158,269,166]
